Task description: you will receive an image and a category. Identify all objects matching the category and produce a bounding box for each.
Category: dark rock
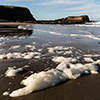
[0,5,36,22]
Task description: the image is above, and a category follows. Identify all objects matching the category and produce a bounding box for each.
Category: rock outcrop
[0,5,36,22]
[55,15,90,24]
[37,15,90,24]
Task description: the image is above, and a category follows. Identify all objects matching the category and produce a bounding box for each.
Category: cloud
[33,4,74,10]
[39,0,87,6]
[63,3,100,11]
[72,8,100,15]
[5,0,36,2]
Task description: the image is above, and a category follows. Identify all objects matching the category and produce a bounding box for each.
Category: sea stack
[0,5,36,22]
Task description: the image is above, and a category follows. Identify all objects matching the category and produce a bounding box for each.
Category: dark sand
[0,24,100,100]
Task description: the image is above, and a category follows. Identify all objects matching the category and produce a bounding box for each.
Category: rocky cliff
[0,5,36,22]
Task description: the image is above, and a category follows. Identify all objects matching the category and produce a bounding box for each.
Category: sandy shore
[0,22,33,25]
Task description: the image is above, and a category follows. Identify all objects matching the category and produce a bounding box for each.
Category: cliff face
[0,5,36,22]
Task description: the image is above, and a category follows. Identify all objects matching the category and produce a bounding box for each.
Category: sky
[1,0,100,20]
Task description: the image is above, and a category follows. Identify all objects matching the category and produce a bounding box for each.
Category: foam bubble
[0,54,7,60]
[48,46,73,55]
[3,91,10,96]
[84,57,94,62]
[52,56,78,63]
[5,67,23,78]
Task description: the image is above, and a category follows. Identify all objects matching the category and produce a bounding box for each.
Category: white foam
[9,69,66,97]
[0,51,42,60]
[5,67,23,78]
[48,46,73,54]
[84,54,100,57]
[84,57,94,62]
[82,56,100,64]
[94,59,100,64]
[52,56,78,63]
[63,50,73,55]
[48,30,100,40]
[75,22,100,27]
[79,30,92,34]
[25,45,36,51]
[3,91,10,96]
[3,45,100,97]
[49,32,61,36]
[0,54,7,60]
[18,25,33,30]
[38,49,43,52]
[48,48,55,53]
[91,21,100,25]
[69,34,100,40]
[9,45,20,50]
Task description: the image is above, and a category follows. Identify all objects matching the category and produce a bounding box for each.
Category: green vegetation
[4,6,14,9]
[67,15,87,18]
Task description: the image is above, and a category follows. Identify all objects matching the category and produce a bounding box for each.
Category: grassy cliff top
[67,15,88,18]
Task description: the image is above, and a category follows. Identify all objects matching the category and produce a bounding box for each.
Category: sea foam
[18,25,33,30]
[5,67,23,78]
[8,56,98,97]
[3,46,100,97]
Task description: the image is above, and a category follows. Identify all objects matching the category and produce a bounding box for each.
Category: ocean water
[1,22,100,97]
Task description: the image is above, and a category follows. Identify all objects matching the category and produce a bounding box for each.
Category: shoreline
[0,20,97,26]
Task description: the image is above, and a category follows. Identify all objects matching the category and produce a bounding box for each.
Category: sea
[1,22,100,97]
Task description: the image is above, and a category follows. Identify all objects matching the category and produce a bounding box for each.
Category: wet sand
[0,59,100,100]
[0,22,33,25]
[0,58,100,100]
[0,24,100,100]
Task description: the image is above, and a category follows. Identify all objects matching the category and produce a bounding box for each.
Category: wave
[36,29,100,40]
[76,21,100,27]
[49,31,100,40]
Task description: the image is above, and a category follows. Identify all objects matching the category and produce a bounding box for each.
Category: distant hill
[0,5,36,22]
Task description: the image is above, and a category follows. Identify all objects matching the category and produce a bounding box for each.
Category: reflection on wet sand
[0,28,33,36]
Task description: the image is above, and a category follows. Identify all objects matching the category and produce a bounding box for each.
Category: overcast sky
[1,0,100,20]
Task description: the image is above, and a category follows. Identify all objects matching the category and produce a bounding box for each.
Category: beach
[0,23,100,100]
